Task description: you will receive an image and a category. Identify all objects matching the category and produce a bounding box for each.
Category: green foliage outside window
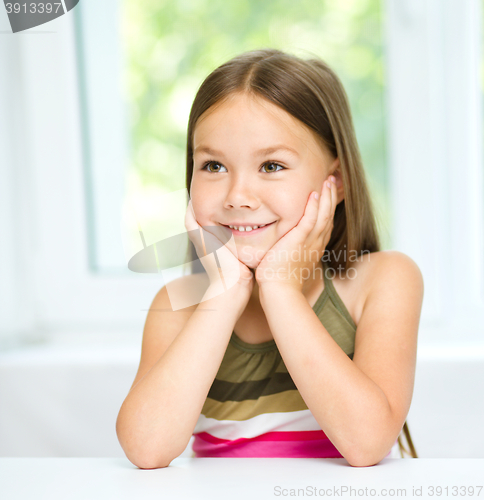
[120,0,391,250]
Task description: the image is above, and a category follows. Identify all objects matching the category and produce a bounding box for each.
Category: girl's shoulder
[342,249,420,285]
[335,250,421,327]
[353,250,422,286]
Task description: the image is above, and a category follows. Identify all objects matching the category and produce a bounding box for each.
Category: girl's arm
[116,277,250,469]
[259,251,424,467]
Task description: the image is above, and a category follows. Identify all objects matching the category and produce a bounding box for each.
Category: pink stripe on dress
[193,430,344,458]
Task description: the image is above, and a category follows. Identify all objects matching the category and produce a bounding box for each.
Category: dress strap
[320,260,356,330]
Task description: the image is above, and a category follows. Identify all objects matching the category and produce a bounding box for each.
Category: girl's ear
[330,157,340,173]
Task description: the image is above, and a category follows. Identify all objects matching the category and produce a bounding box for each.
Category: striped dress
[192,260,398,458]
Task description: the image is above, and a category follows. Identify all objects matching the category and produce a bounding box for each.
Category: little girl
[116,48,423,468]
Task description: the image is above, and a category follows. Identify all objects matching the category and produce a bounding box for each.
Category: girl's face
[190,92,339,269]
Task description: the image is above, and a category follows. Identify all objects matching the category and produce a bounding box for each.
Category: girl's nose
[223,177,260,209]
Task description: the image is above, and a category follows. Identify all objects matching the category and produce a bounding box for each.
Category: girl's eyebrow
[193,144,300,158]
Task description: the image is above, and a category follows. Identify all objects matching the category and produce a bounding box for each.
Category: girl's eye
[201,160,286,173]
[202,161,227,173]
[261,162,285,173]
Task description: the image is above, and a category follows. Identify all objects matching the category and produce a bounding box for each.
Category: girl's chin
[240,259,261,271]
[238,253,264,270]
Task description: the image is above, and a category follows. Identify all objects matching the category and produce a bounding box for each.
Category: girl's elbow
[124,448,175,469]
[132,456,172,469]
[343,443,390,467]
[116,429,175,469]
[345,454,382,468]
[342,423,397,467]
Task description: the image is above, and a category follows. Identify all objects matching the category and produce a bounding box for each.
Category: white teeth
[227,223,270,231]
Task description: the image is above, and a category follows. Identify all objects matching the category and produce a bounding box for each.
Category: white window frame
[384,0,484,345]
[0,3,163,348]
[0,0,482,347]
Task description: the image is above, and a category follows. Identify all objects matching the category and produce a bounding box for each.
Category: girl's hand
[255,175,338,292]
[184,199,255,298]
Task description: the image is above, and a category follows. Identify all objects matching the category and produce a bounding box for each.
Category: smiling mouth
[220,221,276,235]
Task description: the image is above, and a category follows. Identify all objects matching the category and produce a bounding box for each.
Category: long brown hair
[184,48,417,458]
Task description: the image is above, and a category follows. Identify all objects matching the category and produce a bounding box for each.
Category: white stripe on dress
[193,408,323,440]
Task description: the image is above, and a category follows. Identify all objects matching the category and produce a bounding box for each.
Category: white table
[1,458,483,499]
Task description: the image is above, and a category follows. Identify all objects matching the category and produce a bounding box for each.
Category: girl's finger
[185,200,210,256]
[328,180,337,235]
[184,200,199,233]
[313,180,333,232]
[330,178,337,216]
[300,190,320,234]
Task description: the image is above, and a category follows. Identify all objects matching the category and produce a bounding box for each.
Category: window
[2,0,481,344]
[76,0,391,278]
